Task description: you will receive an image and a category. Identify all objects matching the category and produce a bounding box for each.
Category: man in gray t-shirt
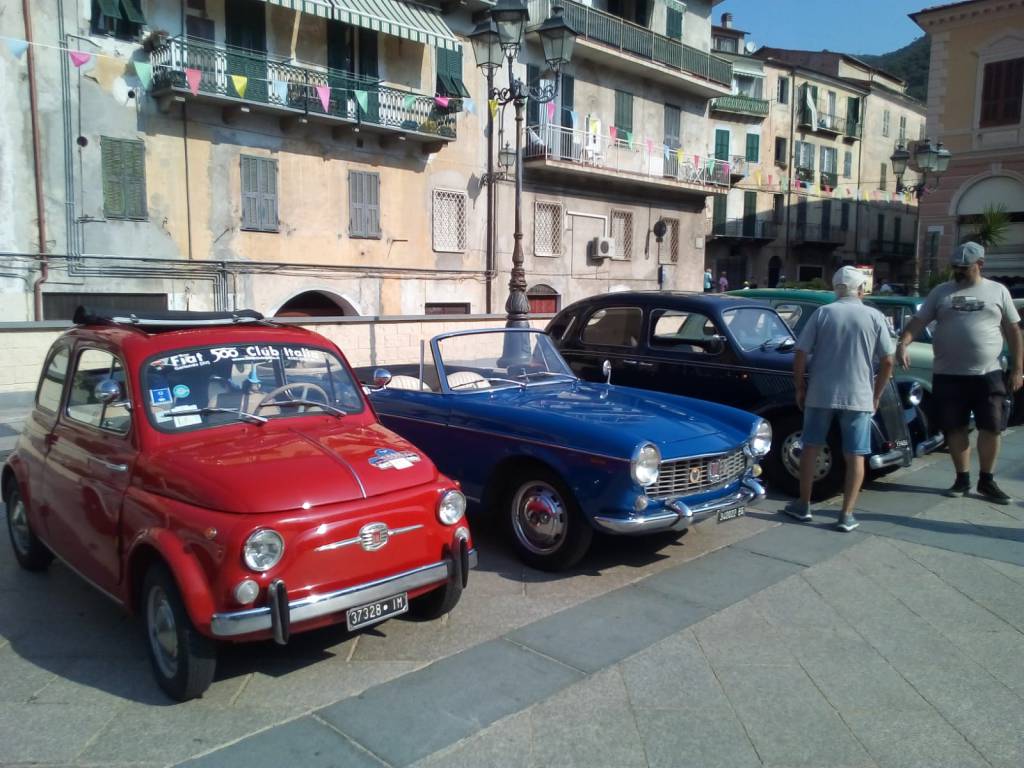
[785,267,895,532]
[898,242,1023,504]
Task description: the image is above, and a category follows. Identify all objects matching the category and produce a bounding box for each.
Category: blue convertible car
[365,328,770,570]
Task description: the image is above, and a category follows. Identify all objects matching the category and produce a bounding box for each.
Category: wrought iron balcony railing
[710,94,770,117]
[871,240,916,257]
[819,170,839,189]
[798,107,862,140]
[794,223,847,245]
[524,123,731,189]
[795,166,815,185]
[710,218,778,240]
[527,0,732,87]
[150,36,456,139]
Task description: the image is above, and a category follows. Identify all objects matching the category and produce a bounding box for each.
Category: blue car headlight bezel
[631,442,661,487]
[749,419,772,457]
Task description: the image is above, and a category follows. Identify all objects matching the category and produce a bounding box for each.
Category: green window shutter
[349,171,380,238]
[349,171,363,236]
[119,0,145,24]
[841,202,850,231]
[256,158,278,232]
[665,8,682,40]
[449,48,468,97]
[745,134,759,162]
[101,137,126,219]
[714,129,730,161]
[614,90,632,133]
[241,156,259,231]
[712,195,727,227]
[527,65,540,125]
[560,74,574,127]
[124,140,147,219]
[368,172,380,237]
[97,0,122,19]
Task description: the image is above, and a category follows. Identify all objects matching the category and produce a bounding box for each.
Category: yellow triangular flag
[488,99,498,119]
[231,74,248,99]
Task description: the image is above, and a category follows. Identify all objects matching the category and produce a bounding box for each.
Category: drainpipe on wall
[784,65,796,278]
[25,0,49,320]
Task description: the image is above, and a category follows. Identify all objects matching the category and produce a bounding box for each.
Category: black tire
[763,412,844,502]
[503,467,593,572]
[5,483,53,571]
[142,564,217,701]
[408,578,462,621]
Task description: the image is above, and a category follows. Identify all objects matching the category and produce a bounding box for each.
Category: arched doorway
[955,176,1024,281]
[274,291,358,317]
[768,256,782,288]
[527,284,561,314]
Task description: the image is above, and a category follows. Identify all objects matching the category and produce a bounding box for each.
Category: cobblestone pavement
[1,431,1022,768]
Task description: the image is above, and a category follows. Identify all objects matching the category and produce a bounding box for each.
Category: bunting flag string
[545,101,556,120]
[133,61,152,90]
[354,89,369,114]
[315,84,331,113]
[677,148,685,163]
[230,74,248,99]
[403,93,416,110]
[609,125,617,141]
[488,99,499,118]
[5,39,29,59]
[185,68,202,96]
[645,137,653,154]
[569,110,579,129]
[463,98,475,114]
[69,50,92,68]
[434,95,450,108]
[272,79,288,103]
[624,130,633,149]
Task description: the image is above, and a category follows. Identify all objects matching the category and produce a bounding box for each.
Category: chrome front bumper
[210,548,478,639]
[592,478,766,535]
[868,446,913,470]
[915,431,944,457]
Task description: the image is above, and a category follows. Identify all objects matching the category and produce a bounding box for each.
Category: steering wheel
[255,382,331,413]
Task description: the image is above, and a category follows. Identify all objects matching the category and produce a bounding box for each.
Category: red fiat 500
[2,308,474,700]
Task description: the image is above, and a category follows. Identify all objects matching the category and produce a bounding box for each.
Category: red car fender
[1,456,29,505]
[125,528,217,634]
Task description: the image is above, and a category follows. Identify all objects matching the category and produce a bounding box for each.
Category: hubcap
[511,481,567,555]
[781,430,832,481]
[147,586,179,679]
[8,498,31,555]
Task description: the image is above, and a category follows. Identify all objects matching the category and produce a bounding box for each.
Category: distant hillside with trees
[857,36,930,102]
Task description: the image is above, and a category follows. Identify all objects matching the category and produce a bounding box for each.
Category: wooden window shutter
[527,65,540,125]
[665,8,682,40]
[349,171,380,238]
[367,172,380,237]
[615,90,633,133]
[240,156,259,231]
[124,140,147,219]
[102,137,126,219]
[349,171,362,236]
[560,74,574,128]
[257,158,278,232]
[715,129,730,161]
[745,134,759,162]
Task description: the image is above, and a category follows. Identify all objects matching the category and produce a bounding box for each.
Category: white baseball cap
[951,241,984,265]
[832,265,867,291]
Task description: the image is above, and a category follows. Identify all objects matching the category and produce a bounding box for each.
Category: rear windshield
[143,343,364,431]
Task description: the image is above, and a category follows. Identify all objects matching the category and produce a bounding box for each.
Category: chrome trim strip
[314,524,424,552]
[915,432,944,458]
[868,448,910,470]
[291,431,367,499]
[591,510,680,534]
[90,457,128,472]
[210,550,477,637]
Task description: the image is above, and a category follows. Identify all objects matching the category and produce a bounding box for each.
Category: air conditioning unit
[592,236,616,260]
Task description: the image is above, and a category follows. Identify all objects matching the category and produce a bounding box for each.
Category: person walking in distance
[897,242,1022,503]
[718,272,729,293]
[785,267,895,531]
[704,268,714,293]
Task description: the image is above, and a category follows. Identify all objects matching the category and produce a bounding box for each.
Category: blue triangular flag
[463,98,475,114]
[6,39,29,60]
[570,110,579,129]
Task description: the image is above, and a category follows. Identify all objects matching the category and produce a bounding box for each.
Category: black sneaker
[944,477,971,497]
[977,477,1012,506]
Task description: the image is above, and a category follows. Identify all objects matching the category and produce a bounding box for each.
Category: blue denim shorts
[802,407,872,456]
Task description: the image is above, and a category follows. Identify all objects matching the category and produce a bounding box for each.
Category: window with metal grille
[349,170,381,239]
[981,58,1024,127]
[425,302,470,315]
[240,155,278,232]
[661,217,680,263]
[534,201,563,257]
[92,0,145,40]
[101,137,147,220]
[611,210,633,260]
[432,189,467,252]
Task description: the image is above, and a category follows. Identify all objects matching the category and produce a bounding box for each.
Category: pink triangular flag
[185,68,202,96]
[546,101,556,120]
[316,84,331,113]
[609,126,617,141]
[645,138,653,153]
[69,50,91,68]
[435,96,450,108]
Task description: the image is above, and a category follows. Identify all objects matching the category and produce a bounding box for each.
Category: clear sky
[714,0,928,56]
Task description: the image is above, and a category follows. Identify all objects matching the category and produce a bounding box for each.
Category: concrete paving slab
[318,639,582,767]
[732,522,862,567]
[620,631,730,710]
[799,658,932,712]
[943,629,1024,695]
[181,715,385,768]
[841,706,991,768]
[0,701,119,763]
[691,599,795,667]
[408,710,533,768]
[635,706,762,768]
[0,647,58,703]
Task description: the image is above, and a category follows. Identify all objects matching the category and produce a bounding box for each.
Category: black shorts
[932,372,1008,433]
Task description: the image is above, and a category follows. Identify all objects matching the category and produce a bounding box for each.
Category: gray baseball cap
[951,241,985,265]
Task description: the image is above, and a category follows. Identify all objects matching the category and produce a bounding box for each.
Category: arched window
[527,284,561,314]
[274,291,358,318]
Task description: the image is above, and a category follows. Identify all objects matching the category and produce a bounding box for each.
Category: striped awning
[263,0,461,51]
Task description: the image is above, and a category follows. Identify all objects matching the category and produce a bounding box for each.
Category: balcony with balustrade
[526,0,733,97]
[524,123,731,198]
[710,94,770,119]
[709,218,777,241]
[150,36,456,149]
[797,104,862,141]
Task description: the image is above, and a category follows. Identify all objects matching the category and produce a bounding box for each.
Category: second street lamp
[471,1,576,363]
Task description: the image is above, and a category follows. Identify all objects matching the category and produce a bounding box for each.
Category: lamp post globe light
[471,1,576,354]
[889,138,952,295]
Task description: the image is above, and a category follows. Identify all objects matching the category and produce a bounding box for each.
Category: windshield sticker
[172,384,191,399]
[369,448,421,470]
[149,387,172,405]
[167,404,202,428]
[160,351,211,371]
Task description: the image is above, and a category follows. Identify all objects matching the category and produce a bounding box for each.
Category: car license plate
[717,506,745,523]
[346,593,408,631]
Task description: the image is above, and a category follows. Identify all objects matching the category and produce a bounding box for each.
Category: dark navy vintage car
[364,328,771,571]
[547,292,940,501]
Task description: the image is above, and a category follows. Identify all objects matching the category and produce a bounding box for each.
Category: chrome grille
[647,449,747,500]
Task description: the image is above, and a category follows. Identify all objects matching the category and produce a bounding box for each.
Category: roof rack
[73,306,266,330]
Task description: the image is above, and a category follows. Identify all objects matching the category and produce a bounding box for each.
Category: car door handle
[637,362,655,369]
[90,457,128,473]
[622,359,639,366]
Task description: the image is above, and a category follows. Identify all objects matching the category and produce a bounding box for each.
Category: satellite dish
[745,40,757,53]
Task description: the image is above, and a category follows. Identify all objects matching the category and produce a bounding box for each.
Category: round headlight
[750,419,772,457]
[243,529,284,572]
[438,489,466,525]
[907,382,923,407]
[631,442,661,487]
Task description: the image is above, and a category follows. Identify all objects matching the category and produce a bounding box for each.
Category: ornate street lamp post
[471,1,576,340]
[890,138,951,295]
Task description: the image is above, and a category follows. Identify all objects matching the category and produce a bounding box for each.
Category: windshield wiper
[167,406,268,424]
[255,398,348,417]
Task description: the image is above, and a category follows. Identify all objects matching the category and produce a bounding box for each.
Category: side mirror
[372,368,392,389]
[94,378,123,405]
[602,360,612,385]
